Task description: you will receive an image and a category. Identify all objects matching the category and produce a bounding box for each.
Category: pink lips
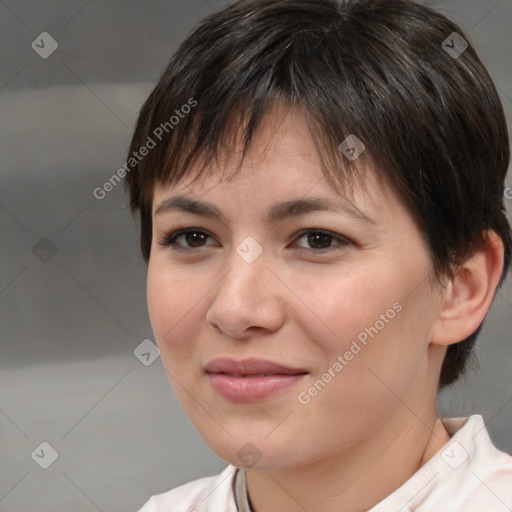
[205,358,308,402]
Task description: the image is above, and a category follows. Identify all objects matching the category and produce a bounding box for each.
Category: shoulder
[454,415,512,511]
[423,415,512,511]
[137,464,238,512]
[371,415,512,512]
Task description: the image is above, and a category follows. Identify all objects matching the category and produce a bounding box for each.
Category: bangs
[129,26,385,210]
[157,96,373,199]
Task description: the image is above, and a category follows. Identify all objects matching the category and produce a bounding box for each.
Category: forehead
[152,102,390,217]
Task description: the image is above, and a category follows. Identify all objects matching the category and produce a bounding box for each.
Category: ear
[430,230,505,346]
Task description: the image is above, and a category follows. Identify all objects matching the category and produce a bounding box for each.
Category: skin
[147,102,504,511]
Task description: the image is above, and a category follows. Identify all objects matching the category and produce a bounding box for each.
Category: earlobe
[430,230,505,347]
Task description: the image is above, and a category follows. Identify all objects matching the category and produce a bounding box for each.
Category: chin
[199,430,311,470]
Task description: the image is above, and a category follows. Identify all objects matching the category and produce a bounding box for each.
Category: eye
[292,229,350,252]
[158,227,350,253]
[158,228,217,251]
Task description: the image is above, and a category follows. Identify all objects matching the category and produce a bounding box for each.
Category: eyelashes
[158,227,351,254]
[159,228,212,251]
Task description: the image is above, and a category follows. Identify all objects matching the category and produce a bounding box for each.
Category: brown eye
[159,228,216,251]
[294,229,350,252]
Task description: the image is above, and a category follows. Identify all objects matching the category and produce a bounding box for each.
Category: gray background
[0,1,511,511]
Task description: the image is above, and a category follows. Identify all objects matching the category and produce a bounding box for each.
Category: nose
[205,245,286,340]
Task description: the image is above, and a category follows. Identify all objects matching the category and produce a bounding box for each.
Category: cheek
[291,263,429,395]
[146,259,203,365]
[290,266,400,355]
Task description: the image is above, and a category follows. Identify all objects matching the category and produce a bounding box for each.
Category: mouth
[205,358,308,402]
[205,357,308,376]
[217,372,296,377]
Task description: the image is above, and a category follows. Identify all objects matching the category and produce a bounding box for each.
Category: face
[147,103,445,469]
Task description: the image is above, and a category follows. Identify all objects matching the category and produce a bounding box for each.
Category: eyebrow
[154,195,376,225]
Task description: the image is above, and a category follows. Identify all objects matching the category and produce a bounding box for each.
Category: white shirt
[137,415,512,511]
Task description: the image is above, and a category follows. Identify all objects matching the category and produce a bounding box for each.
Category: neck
[245,407,451,512]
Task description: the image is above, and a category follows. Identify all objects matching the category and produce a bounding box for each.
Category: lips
[205,358,308,401]
[205,357,308,376]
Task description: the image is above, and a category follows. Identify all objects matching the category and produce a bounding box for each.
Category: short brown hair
[124,0,511,388]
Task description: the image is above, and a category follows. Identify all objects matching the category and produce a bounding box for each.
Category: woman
[125,0,512,510]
